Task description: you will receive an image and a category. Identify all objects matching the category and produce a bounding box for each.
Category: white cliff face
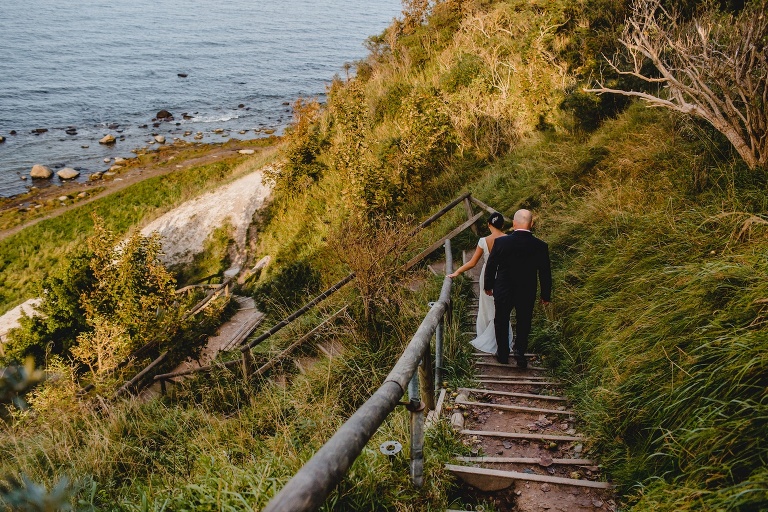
[0,298,42,346]
[140,166,274,268]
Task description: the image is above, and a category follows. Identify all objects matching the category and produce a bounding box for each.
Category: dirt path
[444,253,616,512]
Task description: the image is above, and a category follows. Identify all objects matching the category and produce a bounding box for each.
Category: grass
[0,145,279,314]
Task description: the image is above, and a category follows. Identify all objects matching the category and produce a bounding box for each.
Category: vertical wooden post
[463,196,480,235]
[160,378,167,396]
[242,349,254,378]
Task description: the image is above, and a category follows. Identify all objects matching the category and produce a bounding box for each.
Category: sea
[0,0,402,197]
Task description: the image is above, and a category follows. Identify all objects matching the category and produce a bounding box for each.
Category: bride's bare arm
[448,246,484,278]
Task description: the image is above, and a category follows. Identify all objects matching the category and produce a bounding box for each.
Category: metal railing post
[435,318,444,393]
[408,371,425,488]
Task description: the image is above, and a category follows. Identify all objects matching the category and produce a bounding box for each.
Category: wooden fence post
[242,349,254,378]
[463,196,480,235]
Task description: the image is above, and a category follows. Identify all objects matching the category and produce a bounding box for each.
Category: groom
[483,209,552,368]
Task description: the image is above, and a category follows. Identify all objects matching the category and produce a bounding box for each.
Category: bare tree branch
[585,0,768,170]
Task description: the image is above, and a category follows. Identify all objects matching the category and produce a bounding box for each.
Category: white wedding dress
[471,237,513,354]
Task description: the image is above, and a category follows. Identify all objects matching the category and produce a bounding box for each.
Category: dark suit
[484,230,552,363]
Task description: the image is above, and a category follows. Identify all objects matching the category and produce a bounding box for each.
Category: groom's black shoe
[496,354,509,364]
[514,353,528,369]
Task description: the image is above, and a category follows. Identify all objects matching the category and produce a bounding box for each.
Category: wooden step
[446,464,613,491]
[459,387,566,401]
[478,379,559,386]
[476,361,547,371]
[473,352,536,358]
[477,374,552,380]
[454,456,595,465]
[456,399,572,415]
[461,429,582,442]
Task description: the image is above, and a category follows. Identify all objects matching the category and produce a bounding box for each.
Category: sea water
[0,0,402,196]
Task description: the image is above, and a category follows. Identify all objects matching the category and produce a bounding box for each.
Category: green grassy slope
[2,0,766,510]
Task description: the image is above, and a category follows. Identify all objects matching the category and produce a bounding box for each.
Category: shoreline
[0,136,280,242]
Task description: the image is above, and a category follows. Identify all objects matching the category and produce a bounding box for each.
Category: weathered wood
[478,379,560,386]
[456,398,572,415]
[242,273,355,350]
[408,191,471,235]
[252,306,347,377]
[115,351,168,397]
[403,211,484,271]
[463,197,480,235]
[426,388,448,428]
[477,374,552,380]
[446,464,613,490]
[475,361,547,371]
[460,429,582,442]
[468,196,495,213]
[459,387,567,401]
[473,352,537,358]
[420,344,435,411]
[454,456,595,465]
[154,357,241,381]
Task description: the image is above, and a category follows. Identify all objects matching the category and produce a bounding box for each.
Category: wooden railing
[116,191,494,398]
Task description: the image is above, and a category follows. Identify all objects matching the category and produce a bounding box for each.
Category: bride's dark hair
[488,212,504,229]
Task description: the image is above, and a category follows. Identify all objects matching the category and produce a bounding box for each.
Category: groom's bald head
[512,209,533,230]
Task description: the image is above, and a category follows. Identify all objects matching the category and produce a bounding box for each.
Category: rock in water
[99,134,116,144]
[154,135,166,144]
[177,73,188,78]
[0,135,5,143]
[30,164,53,179]
[57,168,80,180]
[156,109,173,120]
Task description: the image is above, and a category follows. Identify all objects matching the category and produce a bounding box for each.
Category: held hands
[484,289,493,296]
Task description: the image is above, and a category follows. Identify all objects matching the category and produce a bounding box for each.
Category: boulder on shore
[89,172,103,181]
[154,135,166,144]
[99,134,116,144]
[30,164,53,179]
[57,168,80,180]
[156,109,173,120]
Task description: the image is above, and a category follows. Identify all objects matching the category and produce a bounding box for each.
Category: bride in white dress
[448,212,512,354]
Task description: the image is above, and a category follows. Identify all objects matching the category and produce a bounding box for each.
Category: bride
[448,212,512,354]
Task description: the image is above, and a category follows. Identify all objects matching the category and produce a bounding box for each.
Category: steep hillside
[2,1,766,510]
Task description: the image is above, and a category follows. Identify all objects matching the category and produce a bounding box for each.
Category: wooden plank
[461,429,582,442]
[459,387,566,401]
[477,374,551,380]
[468,195,497,214]
[456,399,572,415]
[473,352,537,358]
[454,456,595,465]
[409,191,471,235]
[403,211,485,271]
[475,361,547,371]
[463,197,480,235]
[115,350,169,397]
[446,464,613,490]
[478,379,559,386]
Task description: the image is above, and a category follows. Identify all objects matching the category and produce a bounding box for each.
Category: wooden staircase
[443,251,615,512]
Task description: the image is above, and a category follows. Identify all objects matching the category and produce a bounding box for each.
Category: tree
[585,0,768,170]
